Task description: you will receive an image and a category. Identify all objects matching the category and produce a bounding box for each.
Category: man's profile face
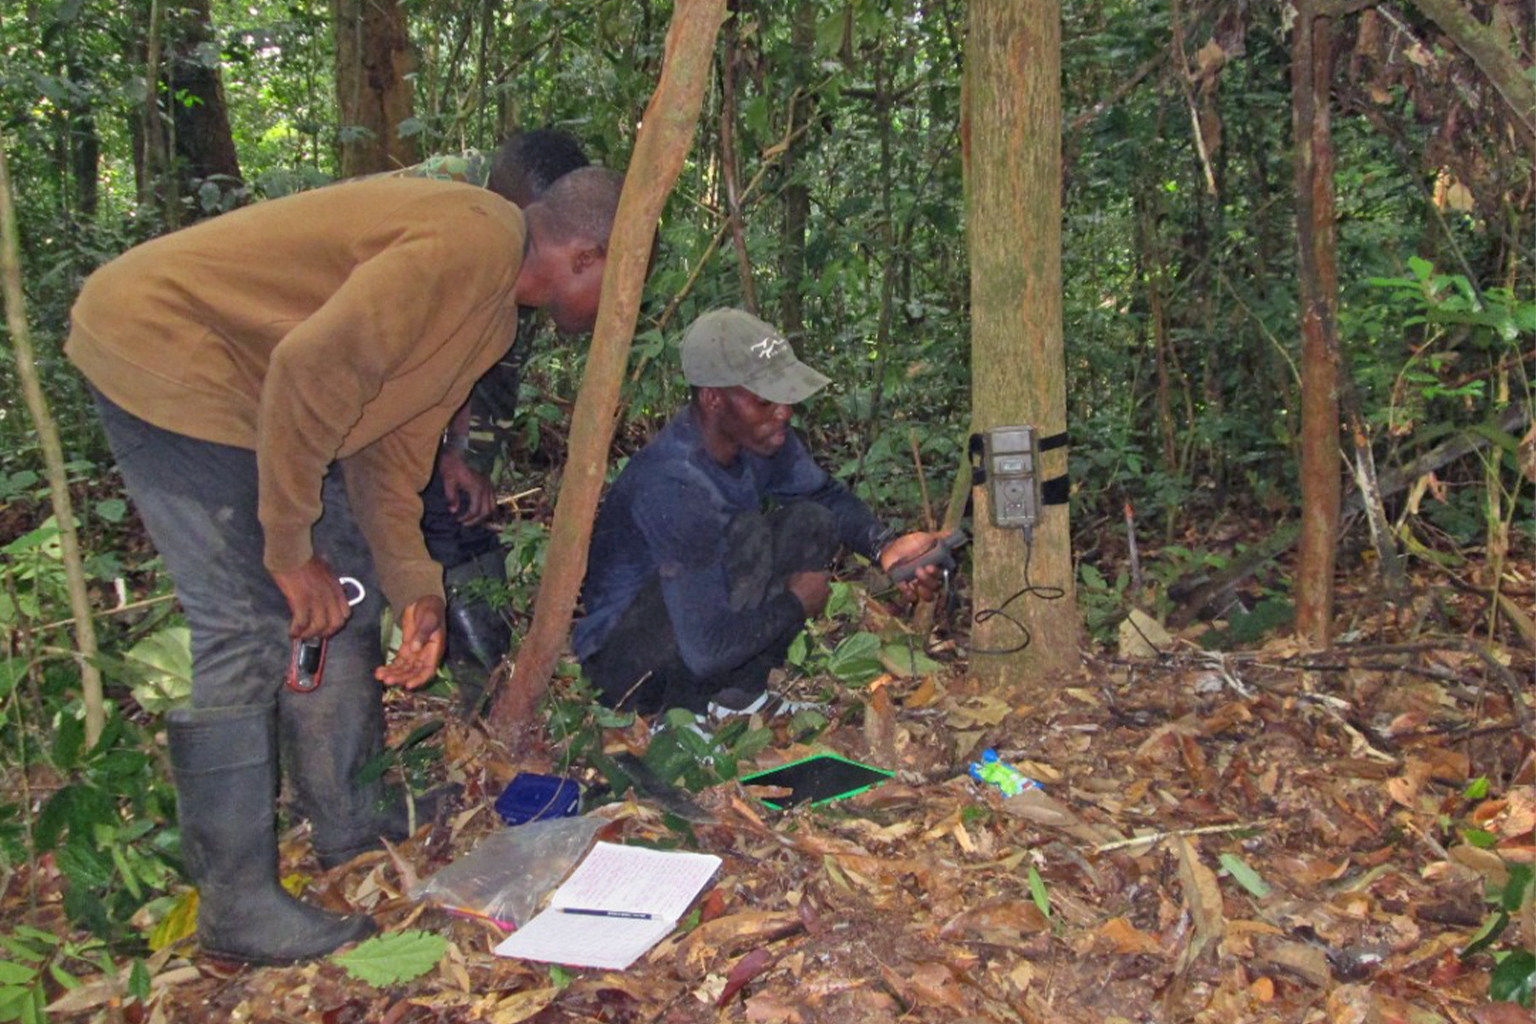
[548,244,606,334]
[718,386,792,458]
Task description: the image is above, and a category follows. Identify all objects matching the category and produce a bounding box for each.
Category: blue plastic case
[494,772,582,825]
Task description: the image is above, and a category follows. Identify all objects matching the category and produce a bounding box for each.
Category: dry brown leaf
[1387,759,1434,809]
[679,911,803,973]
[1471,1003,1536,1024]
[1262,940,1332,987]
[904,676,943,708]
[1326,983,1384,1024]
[997,786,1123,845]
[1494,786,1536,838]
[1092,916,1163,956]
[484,986,559,1024]
[1174,837,1225,971]
[743,992,807,1023]
[939,900,1051,944]
[1222,918,1286,957]
[1448,844,1511,888]
[946,694,1012,728]
[905,961,966,1006]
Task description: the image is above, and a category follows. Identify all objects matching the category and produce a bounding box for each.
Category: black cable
[918,529,1065,657]
[964,528,1064,655]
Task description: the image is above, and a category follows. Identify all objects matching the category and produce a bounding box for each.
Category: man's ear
[571,244,606,275]
[697,386,723,413]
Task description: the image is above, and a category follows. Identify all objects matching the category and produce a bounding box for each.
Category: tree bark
[777,3,816,343]
[719,9,758,313]
[1292,0,1343,648]
[333,0,419,177]
[1405,0,1535,141]
[487,0,729,736]
[0,143,106,747]
[140,0,176,223]
[168,0,242,214]
[964,0,1080,690]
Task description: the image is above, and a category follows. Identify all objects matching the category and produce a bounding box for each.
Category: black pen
[558,908,656,920]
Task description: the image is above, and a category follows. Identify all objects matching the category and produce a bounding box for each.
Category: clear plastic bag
[410,814,605,930]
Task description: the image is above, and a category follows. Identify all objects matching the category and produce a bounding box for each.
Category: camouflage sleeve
[388,149,492,188]
[462,308,543,471]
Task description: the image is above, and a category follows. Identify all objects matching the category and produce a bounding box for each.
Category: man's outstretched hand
[271,556,351,639]
[375,595,447,688]
[439,449,496,525]
[879,531,950,603]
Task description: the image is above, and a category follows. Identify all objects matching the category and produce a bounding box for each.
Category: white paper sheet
[493,842,721,970]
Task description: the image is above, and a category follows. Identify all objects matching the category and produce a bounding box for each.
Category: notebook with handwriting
[492,841,722,970]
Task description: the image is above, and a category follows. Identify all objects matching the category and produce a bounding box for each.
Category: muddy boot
[278,603,459,869]
[168,705,375,965]
[444,549,512,718]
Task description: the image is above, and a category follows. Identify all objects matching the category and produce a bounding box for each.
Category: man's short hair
[532,167,624,249]
[488,129,589,206]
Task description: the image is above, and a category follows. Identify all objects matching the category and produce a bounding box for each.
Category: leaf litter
[24,599,1536,1023]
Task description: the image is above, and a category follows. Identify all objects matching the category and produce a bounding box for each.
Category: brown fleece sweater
[66,176,525,611]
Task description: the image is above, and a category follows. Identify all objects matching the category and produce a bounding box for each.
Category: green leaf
[548,965,575,990]
[127,959,150,1002]
[826,632,883,685]
[1218,853,1272,898]
[0,964,35,986]
[1461,827,1499,849]
[879,641,941,678]
[1501,864,1533,912]
[787,708,827,741]
[0,984,35,1023]
[1490,949,1535,1007]
[94,499,127,524]
[1459,909,1508,960]
[331,930,446,987]
[1026,865,1051,919]
[1463,776,1490,799]
[123,627,192,714]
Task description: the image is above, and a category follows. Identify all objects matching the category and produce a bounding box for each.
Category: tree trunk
[1136,196,1178,474]
[964,0,1080,690]
[141,0,177,224]
[168,0,242,214]
[333,0,419,177]
[777,2,816,343]
[487,0,729,737]
[0,143,106,748]
[1291,0,1342,648]
[719,9,758,313]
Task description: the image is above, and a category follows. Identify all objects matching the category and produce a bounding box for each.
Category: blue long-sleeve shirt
[573,407,887,678]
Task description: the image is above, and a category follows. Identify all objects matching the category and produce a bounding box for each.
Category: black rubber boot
[168,705,376,964]
[277,596,460,869]
[444,549,512,718]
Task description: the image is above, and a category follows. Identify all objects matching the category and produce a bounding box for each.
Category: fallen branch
[1094,820,1271,855]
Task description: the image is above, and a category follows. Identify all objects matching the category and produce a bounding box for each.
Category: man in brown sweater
[68,166,623,963]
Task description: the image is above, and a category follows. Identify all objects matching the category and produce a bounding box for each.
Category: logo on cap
[750,335,787,360]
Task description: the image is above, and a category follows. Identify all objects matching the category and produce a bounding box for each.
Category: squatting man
[574,308,946,719]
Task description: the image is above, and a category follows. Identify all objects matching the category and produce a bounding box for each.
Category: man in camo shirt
[395,129,589,713]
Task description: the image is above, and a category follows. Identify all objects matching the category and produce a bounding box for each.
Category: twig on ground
[1094,820,1272,854]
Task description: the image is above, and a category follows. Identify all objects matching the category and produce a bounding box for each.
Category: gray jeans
[95,392,396,853]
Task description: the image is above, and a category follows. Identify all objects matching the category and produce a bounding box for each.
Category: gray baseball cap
[680,308,831,405]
